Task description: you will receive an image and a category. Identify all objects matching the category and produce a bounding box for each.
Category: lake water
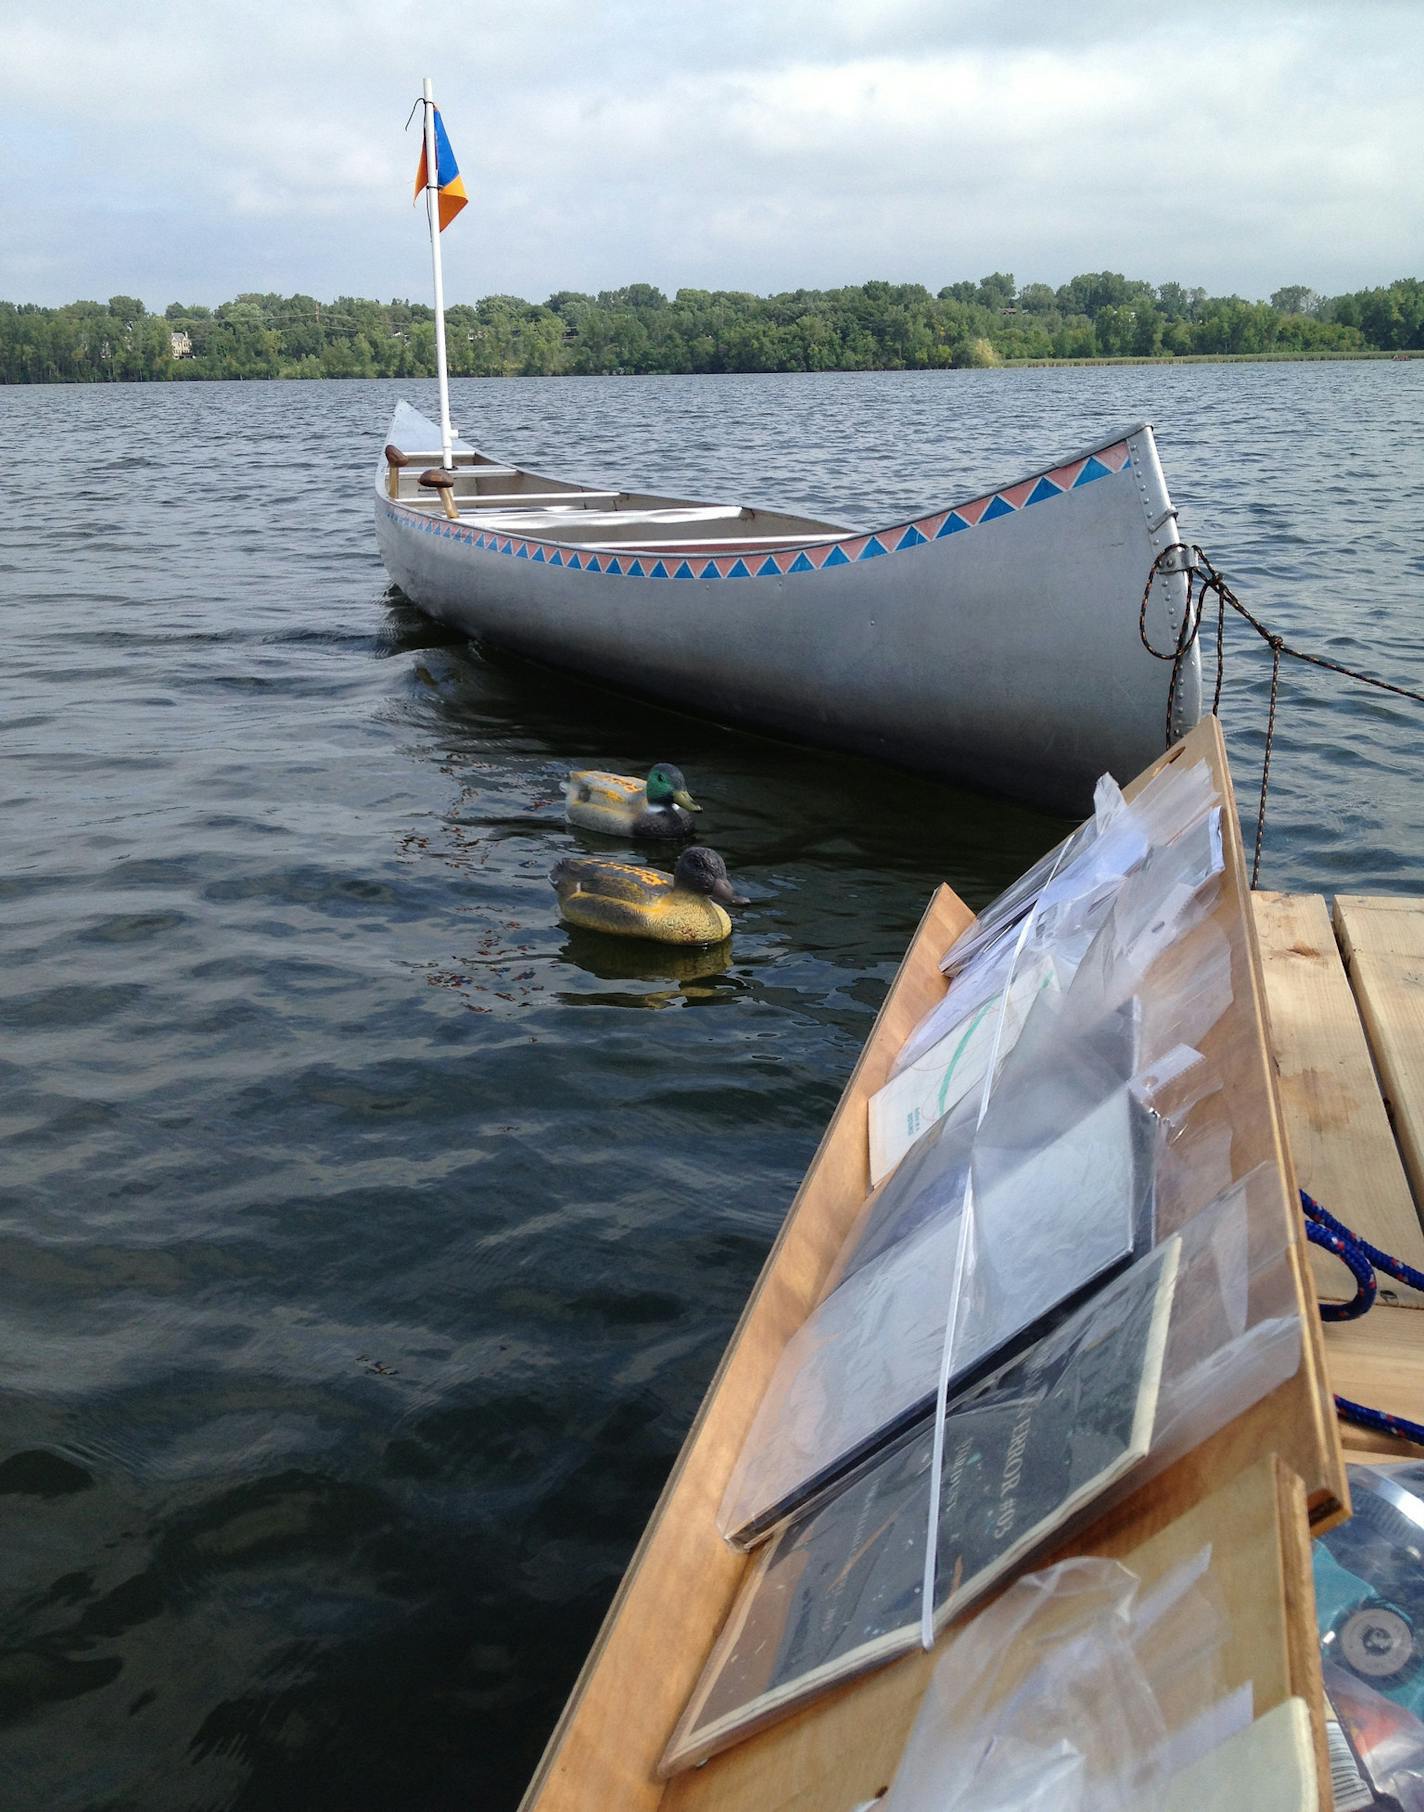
[2,364,1421,1810]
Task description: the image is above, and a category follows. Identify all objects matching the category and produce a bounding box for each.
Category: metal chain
[1139,544,1424,887]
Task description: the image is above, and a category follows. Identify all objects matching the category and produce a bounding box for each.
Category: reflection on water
[0,364,1420,1811]
[558,927,736,993]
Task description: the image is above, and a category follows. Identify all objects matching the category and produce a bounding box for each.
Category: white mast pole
[421,76,455,470]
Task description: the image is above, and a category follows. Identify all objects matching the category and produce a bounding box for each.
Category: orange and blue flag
[414,108,468,231]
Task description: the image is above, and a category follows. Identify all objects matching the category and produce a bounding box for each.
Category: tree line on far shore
[2,274,1421,383]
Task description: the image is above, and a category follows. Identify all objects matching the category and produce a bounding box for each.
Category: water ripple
[0,366,1420,1810]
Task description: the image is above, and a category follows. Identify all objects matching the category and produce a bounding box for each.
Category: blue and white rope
[1303,1189,1424,1445]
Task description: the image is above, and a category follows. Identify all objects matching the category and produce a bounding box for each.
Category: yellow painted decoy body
[550,846,747,945]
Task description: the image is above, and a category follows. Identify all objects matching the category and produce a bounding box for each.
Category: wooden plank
[662,1457,1324,1812]
[1251,892,1424,1307]
[520,885,975,1812]
[1334,894,1424,1219]
[519,716,1347,1812]
[1323,1304,1424,1458]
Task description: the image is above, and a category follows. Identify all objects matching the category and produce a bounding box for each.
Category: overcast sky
[3,0,1419,310]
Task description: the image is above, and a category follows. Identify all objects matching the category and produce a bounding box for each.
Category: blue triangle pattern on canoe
[727,558,752,579]
[1025,476,1062,506]
[516,543,529,558]
[606,557,622,575]
[548,549,563,566]
[788,552,815,573]
[822,545,850,567]
[896,525,926,549]
[567,552,581,570]
[981,494,1016,522]
[649,560,669,579]
[756,556,781,576]
[673,561,695,579]
[1074,456,1111,486]
[533,546,546,563]
[586,556,601,572]
[627,558,645,577]
[936,513,968,537]
[700,560,722,579]
[859,536,888,559]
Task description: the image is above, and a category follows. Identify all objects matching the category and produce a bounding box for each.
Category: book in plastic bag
[720,997,1156,1546]
[664,1237,1180,1774]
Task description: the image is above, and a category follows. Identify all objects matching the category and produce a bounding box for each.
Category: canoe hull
[374,405,1200,812]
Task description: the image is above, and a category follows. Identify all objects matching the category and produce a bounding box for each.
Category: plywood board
[1334,895,1424,1221]
[661,1458,1324,1812]
[1324,1304,1424,1458]
[1251,891,1424,1307]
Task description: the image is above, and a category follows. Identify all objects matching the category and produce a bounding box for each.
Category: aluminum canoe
[374,399,1201,812]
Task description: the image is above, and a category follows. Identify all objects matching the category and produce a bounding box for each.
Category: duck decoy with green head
[564,762,701,839]
[550,845,748,944]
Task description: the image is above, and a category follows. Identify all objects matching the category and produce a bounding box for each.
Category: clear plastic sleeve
[930,786,1111,984]
[723,824,1241,1552]
[1313,1461,1424,1811]
[934,755,1216,986]
[891,797,1223,1087]
[868,949,1063,1186]
[668,1172,1300,1772]
[667,1236,1183,1773]
[720,999,1159,1547]
[865,900,1212,1296]
[879,1546,1236,1812]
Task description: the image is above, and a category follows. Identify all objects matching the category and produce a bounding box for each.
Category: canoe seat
[471,505,748,536]
[456,491,622,510]
[405,490,622,514]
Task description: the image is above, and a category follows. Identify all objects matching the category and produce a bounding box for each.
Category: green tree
[1270,285,1319,317]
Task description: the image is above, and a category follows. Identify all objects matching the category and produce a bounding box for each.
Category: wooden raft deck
[1252,890,1424,1458]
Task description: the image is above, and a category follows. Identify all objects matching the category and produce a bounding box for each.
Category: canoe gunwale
[376,403,1158,559]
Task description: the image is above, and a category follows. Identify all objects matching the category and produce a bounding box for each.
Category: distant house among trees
[169,331,193,359]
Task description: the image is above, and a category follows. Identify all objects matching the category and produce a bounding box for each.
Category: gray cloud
[1,1,1419,308]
